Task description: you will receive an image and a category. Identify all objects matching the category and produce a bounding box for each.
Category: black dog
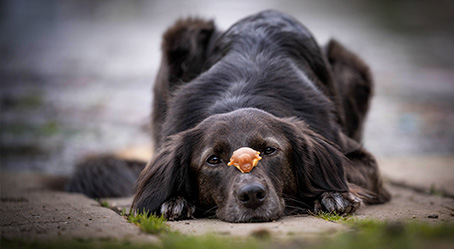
[68,10,390,223]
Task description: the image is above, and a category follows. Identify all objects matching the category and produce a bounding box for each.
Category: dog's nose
[237,183,267,209]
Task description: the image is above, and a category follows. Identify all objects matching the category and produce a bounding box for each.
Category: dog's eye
[206,155,222,165]
[263,147,277,155]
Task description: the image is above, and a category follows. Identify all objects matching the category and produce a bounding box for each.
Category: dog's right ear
[131,129,201,215]
[280,118,349,199]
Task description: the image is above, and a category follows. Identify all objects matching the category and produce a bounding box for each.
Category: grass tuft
[120,208,127,217]
[314,211,351,223]
[98,199,109,208]
[128,209,170,234]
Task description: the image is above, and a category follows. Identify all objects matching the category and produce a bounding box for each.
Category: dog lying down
[67,10,390,223]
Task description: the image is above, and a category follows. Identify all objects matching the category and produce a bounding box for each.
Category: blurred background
[1,0,453,176]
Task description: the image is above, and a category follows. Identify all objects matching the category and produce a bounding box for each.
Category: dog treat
[228,147,262,173]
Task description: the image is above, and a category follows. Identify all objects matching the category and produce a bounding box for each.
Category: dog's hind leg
[327,41,390,205]
[325,39,373,142]
[340,135,391,204]
[152,17,220,147]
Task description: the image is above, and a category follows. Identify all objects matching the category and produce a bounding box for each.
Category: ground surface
[1,158,453,240]
[1,0,454,246]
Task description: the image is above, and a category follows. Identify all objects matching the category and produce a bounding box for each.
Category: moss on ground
[314,211,351,223]
[3,220,454,249]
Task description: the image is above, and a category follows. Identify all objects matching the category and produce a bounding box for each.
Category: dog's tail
[66,155,146,198]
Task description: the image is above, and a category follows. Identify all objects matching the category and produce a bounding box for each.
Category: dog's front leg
[313,191,361,214]
[160,196,196,220]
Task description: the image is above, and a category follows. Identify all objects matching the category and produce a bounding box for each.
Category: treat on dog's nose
[228,147,262,173]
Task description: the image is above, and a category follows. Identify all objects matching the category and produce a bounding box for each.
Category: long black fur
[66,155,144,198]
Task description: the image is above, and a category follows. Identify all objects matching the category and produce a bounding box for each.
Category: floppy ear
[282,118,349,199]
[131,130,200,214]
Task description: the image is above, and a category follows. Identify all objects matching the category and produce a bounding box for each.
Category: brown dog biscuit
[228,147,262,173]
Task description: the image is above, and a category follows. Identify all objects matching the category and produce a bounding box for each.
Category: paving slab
[357,185,454,223]
[102,197,347,238]
[105,156,454,237]
[379,156,454,197]
[2,159,454,242]
[0,172,158,242]
[108,186,454,238]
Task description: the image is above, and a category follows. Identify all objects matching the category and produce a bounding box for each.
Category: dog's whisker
[199,206,218,216]
[282,194,312,209]
[284,204,309,213]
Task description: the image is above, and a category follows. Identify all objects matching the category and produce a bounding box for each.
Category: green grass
[2,221,454,249]
[315,211,351,223]
[316,220,454,249]
[5,92,44,110]
[0,238,155,249]
[98,199,109,208]
[102,206,170,235]
[1,236,268,249]
[120,208,127,217]
[127,210,170,234]
[3,216,454,249]
[2,121,60,137]
[160,233,265,249]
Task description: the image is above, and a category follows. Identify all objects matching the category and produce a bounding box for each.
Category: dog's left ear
[282,118,349,199]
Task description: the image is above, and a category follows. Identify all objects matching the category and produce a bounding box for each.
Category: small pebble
[427,214,438,219]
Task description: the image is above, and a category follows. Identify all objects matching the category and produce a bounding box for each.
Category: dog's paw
[314,192,361,214]
[160,196,196,220]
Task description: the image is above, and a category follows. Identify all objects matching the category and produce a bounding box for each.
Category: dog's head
[132,108,348,222]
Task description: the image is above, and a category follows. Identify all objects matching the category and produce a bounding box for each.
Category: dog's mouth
[217,204,283,223]
[216,187,285,223]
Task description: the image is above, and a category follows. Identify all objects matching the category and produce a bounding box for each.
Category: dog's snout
[237,183,267,209]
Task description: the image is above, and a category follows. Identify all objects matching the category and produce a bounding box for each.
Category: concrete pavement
[1,156,453,240]
[0,173,157,242]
